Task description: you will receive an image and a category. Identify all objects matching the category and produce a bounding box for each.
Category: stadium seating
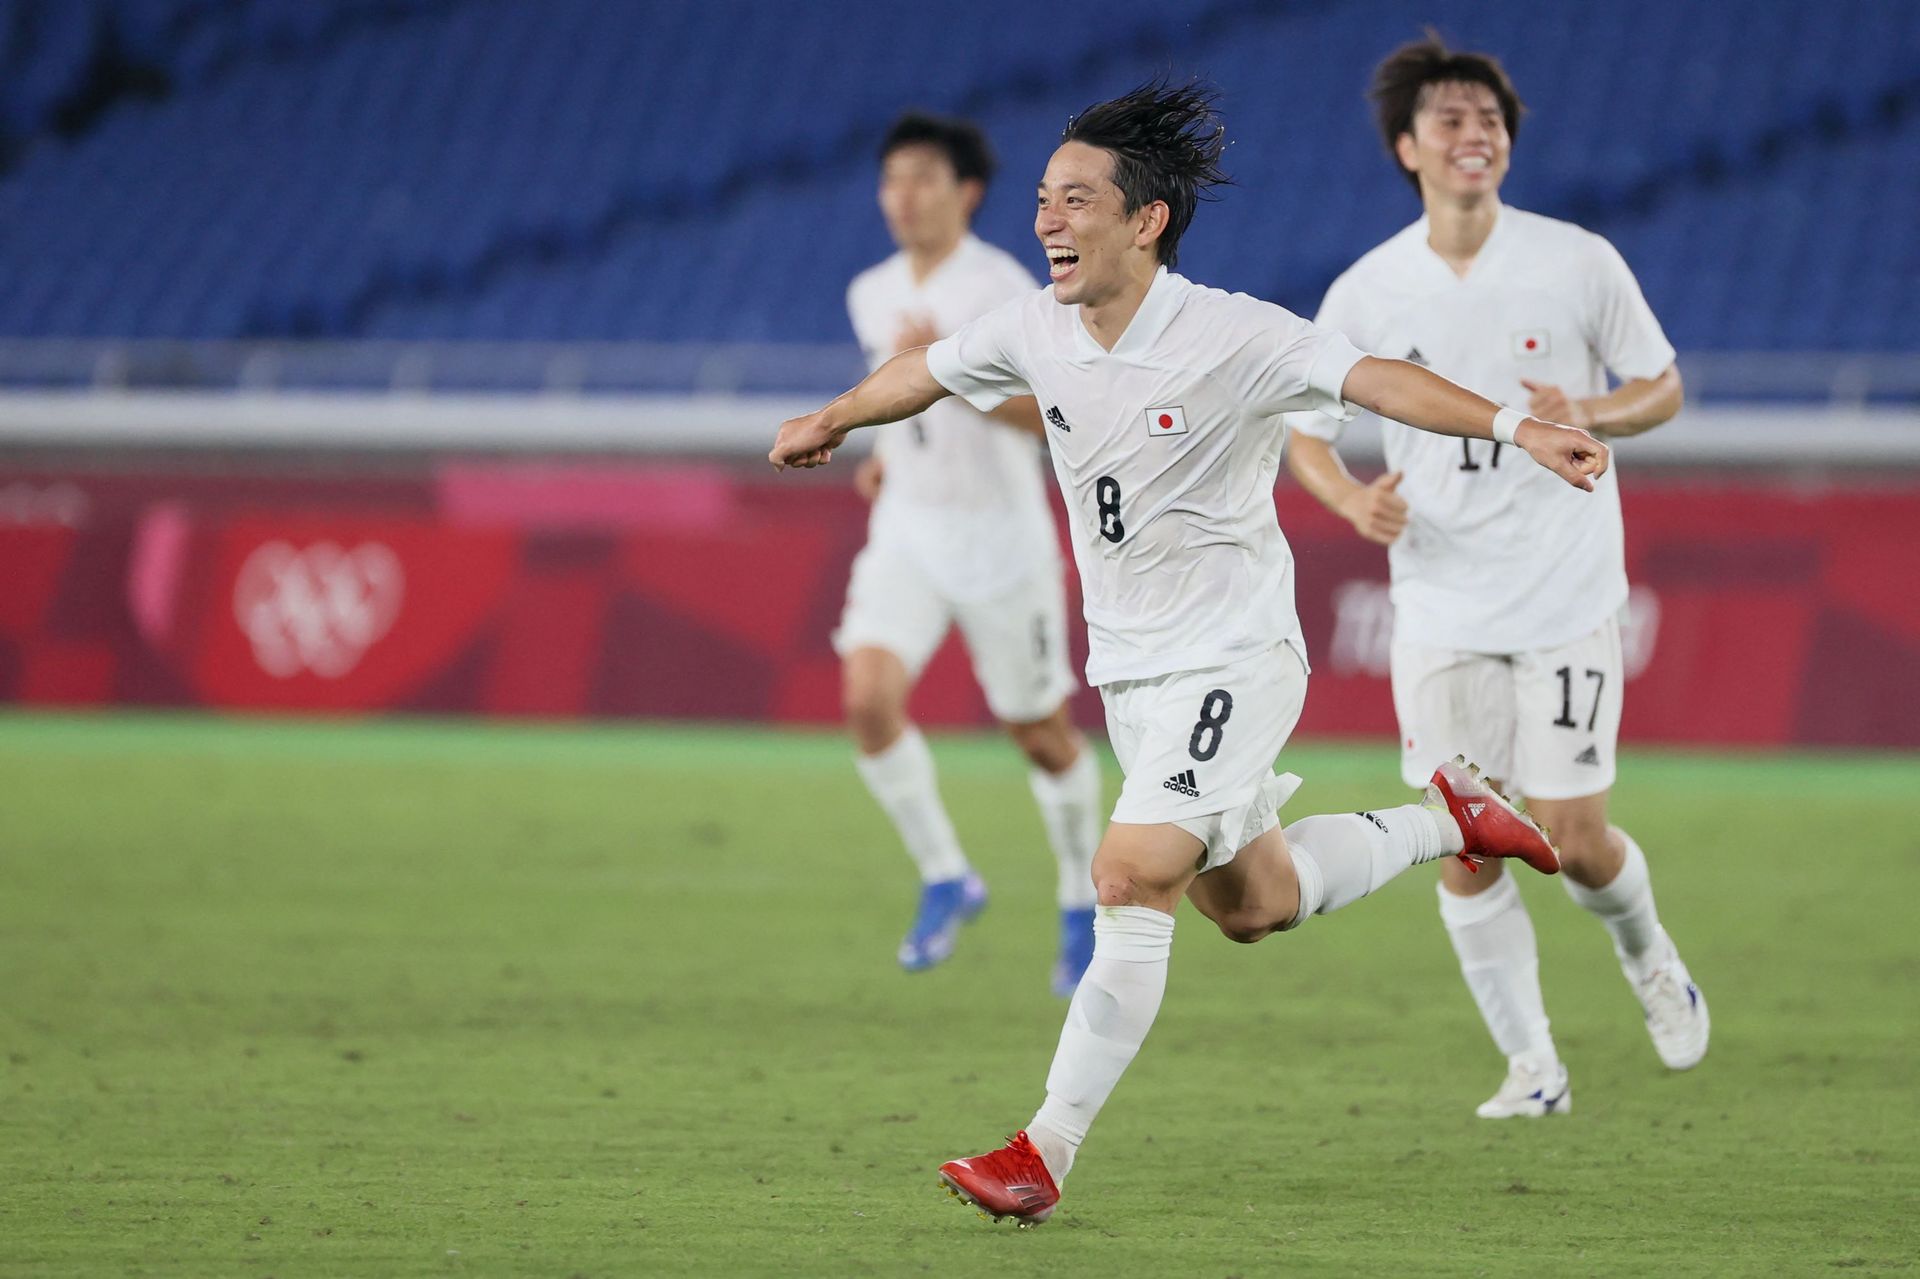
[0,0,1913,354]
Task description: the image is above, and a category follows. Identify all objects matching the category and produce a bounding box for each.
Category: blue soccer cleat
[898,871,988,971]
[1051,907,1095,997]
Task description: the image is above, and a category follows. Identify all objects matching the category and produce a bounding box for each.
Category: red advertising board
[1,462,1914,746]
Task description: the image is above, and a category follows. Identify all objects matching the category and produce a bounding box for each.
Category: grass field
[1,711,1915,1277]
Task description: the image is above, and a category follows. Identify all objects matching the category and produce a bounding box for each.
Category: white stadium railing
[2,340,1917,401]
[0,341,1915,464]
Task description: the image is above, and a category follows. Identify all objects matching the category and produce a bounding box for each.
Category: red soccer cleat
[1427,757,1561,875]
[938,1131,1060,1226]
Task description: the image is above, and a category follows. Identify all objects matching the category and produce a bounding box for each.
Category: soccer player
[1284,36,1706,1119]
[771,81,1606,1225]
[839,113,1102,995]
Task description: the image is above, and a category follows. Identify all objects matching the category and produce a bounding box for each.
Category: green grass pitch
[1,711,1915,1277]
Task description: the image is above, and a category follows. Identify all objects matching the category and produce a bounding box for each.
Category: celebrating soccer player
[1285,36,1706,1120]
[838,113,1101,995]
[771,81,1606,1224]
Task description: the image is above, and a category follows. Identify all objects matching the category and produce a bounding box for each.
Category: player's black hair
[878,112,997,187]
[1370,32,1526,192]
[1060,79,1230,268]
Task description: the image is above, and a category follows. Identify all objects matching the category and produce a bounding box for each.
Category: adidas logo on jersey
[1046,405,1070,432]
[1163,769,1201,798]
[1405,347,1429,367]
[1574,744,1601,766]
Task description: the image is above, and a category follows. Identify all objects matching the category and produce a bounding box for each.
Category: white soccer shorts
[1102,641,1309,871]
[832,536,1077,724]
[1391,616,1624,801]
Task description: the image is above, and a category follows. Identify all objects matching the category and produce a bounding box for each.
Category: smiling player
[771,81,1608,1224]
[1285,36,1705,1120]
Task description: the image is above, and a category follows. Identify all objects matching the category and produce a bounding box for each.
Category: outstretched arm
[769,347,950,470]
[1340,356,1610,491]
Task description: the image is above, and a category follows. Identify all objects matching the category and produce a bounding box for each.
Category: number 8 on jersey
[1096,475,1124,543]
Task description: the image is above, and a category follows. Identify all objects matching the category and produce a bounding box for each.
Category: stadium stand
[0,0,1914,353]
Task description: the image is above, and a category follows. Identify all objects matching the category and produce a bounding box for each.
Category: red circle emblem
[1158,413,1173,428]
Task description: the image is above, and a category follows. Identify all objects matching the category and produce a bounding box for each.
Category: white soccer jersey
[1286,205,1676,652]
[847,234,1055,603]
[927,267,1365,686]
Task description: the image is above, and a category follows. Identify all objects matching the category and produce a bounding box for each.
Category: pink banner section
[0,462,1915,747]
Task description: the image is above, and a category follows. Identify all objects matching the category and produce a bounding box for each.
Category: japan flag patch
[1145,406,1188,437]
[1511,329,1551,358]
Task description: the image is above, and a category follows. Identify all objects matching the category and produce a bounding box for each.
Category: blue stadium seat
[0,0,1913,354]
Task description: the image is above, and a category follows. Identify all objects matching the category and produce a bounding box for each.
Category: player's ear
[958,177,985,219]
[1135,200,1170,253]
[1393,132,1419,176]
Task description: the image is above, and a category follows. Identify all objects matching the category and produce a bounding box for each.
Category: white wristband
[1491,406,1527,446]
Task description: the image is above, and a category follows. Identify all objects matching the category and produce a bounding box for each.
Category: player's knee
[1548,814,1613,869]
[1093,874,1140,909]
[1213,909,1275,945]
[843,684,904,750]
[1005,716,1077,773]
[1092,861,1177,910]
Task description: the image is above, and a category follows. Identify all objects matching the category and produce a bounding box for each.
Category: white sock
[1562,828,1666,982]
[1028,905,1173,1183]
[1438,872,1556,1064]
[1283,805,1452,925]
[853,727,969,884]
[1029,747,1100,910]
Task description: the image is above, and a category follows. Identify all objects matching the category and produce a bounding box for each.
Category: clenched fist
[769,410,848,470]
[1515,419,1609,491]
[1339,470,1409,545]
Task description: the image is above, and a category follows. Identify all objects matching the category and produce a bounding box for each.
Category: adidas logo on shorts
[1163,769,1201,798]
[1574,744,1601,766]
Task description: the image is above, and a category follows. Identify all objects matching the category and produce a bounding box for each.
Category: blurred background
[2,0,1917,745]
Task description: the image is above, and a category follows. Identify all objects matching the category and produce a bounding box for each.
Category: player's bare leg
[1525,790,1620,888]
[939,760,1555,1223]
[1183,822,1300,942]
[1004,704,1100,995]
[1002,703,1079,774]
[844,646,985,970]
[1529,790,1708,1070]
[843,646,913,756]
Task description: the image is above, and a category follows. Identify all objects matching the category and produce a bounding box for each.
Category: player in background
[773,82,1609,1224]
[839,113,1101,996]
[1284,36,1706,1119]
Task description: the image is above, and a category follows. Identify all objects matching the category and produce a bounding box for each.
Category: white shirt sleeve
[925,296,1031,412]
[1279,277,1369,441]
[1239,299,1366,424]
[1586,234,1677,382]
